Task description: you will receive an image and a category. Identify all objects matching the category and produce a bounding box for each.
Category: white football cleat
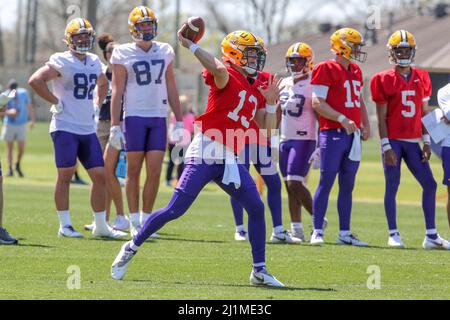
[250,268,285,287]
[422,235,450,250]
[130,224,141,238]
[310,230,324,245]
[58,225,84,238]
[270,230,302,244]
[111,241,136,280]
[291,228,306,242]
[93,224,128,239]
[336,234,368,247]
[113,216,130,231]
[388,233,405,248]
[234,230,247,241]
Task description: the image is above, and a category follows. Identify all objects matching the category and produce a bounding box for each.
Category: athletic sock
[140,212,152,226]
[273,225,284,234]
[130,213,140,227]
[236,224,245,233]
[426,229,438,240]
[339,230,351,237]
[57,210,72,228]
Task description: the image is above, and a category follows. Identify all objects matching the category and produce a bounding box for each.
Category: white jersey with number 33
[279,76,318,142]
[46,51,102,135]
[110,41,174,118]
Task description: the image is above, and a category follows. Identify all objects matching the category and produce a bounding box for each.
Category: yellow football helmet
[221,30,266,75]
[128,6,158,41]
[285,42,314,77]
[65,18,95,54]
[387,30,416,67]
[330,27,367,63]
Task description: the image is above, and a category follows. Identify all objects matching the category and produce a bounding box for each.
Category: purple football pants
[313,130,359,231]
[383,140,437,231]
[133,158,267,265]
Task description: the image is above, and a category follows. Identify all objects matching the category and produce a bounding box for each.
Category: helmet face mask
[129,6,158,42]
[347,41,367,63]
[240,46,266,75]
[71,31,95,54]
[134,19,158,41]
[286,57,308,77]
[65,19,95,55]
[391,46,415,67]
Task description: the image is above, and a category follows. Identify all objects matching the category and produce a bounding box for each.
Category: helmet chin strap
[243,66,257,76]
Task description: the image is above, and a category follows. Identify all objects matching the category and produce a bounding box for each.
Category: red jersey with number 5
[371,68,431,140]
[196,66,266,153]
[311,60,364,131]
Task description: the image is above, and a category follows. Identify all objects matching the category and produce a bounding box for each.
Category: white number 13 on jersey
[228,90,258,129]
[344,80,362,108]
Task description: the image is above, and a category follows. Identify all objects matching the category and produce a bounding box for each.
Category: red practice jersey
[196,66,267,154]
[311,59,364,131]
[371,68,432,140]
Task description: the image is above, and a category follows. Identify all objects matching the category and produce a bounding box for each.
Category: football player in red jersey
[372,30,448,249]
[229,37,296,244]
[111,29,286,286]
[310,28,371,246]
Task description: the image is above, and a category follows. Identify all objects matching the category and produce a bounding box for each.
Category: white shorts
[1,124,26,142]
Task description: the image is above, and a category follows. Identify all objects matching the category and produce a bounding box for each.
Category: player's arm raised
[28,66,60,105]
[177,30,229,90]
[376,103,397,167]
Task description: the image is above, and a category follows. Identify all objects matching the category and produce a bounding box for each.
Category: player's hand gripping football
[177,28,194,50]
[258,75,284,105]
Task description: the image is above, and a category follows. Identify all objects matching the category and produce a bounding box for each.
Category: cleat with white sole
[270,230,302,244]
[234,230,247,241]
[250,269,285,287]
[388,233,405,248]
[58,225,84,238]
[111,241,136,280]
[422,235,450,250]
[310,230,324,245]
[336,234,368,247]
[93,225,128,239]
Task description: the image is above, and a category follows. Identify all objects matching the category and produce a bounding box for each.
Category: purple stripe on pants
[313,130,359,231]
[134,158,267,265]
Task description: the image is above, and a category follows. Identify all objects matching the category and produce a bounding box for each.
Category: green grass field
[0,123,449,300]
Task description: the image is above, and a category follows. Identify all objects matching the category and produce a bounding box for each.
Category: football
[180,16,205,43]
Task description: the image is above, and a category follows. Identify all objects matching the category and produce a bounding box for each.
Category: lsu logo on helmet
[128,6,158,41]
[285,42,314,77]
[387,30,416,67]
[65,18,95,54]
[221,30,266,75]
[330,27,367,63]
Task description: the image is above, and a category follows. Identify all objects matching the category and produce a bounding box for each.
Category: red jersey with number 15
[196,66,266,154]
[311,60,364,131]
[370,68,431,140]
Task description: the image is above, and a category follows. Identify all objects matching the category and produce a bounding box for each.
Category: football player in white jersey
[278,42,321,241]
[109,6,183,237]
[28,18,127,239]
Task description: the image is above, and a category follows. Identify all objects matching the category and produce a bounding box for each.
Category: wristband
[266,104,277,114]
[422,134,431,145]
[337,114,347,123]
[382,144,392,152]
[380,138,390,147]
[189,44,199,54]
